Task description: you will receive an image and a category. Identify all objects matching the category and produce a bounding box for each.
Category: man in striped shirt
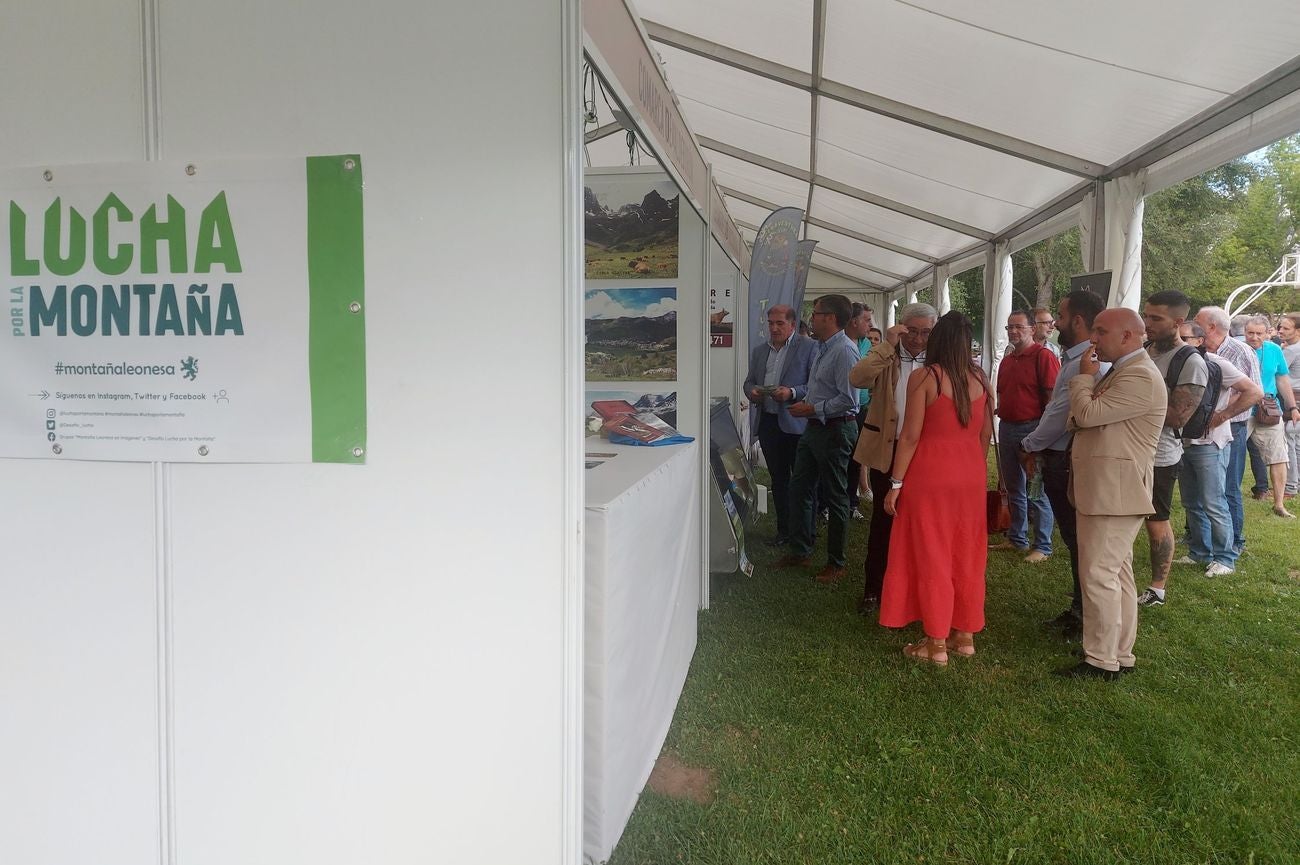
[1194,306,1261,555]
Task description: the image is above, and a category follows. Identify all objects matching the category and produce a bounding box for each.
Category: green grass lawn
[609,474,1300,865]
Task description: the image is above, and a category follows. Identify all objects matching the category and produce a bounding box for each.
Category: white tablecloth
[583,442,700,864]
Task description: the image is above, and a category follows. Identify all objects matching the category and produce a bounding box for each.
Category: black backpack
[1164,344,1221,440]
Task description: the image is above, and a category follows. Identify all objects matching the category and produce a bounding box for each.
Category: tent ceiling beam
[584,121,623,144]
[810,247,910,284]
[720,184,938,264]
[701,136,992,240]
[802,0,827,240]
[642,19,1100,179]
[1103,55,1300,180]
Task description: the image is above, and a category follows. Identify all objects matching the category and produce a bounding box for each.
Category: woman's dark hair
[924,311,985,427]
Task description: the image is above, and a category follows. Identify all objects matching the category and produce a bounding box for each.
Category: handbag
[985,393,1011,534]
[1256,394,1283,426]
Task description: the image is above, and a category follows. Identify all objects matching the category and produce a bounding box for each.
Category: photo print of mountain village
[584,287,677,381]
[584,175,679,279]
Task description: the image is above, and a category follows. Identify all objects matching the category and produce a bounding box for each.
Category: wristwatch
[889,477,904,490]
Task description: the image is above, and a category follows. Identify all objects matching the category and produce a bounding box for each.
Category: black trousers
[1040,449,1081,614]
[862,466,895,601]
[846,405,869,510]
[758,411,802,540]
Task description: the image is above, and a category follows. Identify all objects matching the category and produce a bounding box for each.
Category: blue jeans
[1225,421,1249,551]
[997,419,1053,554]
[1180,443,1236,568]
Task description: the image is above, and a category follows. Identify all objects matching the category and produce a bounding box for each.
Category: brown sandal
[902,637,948,666]
[946,630,976,657]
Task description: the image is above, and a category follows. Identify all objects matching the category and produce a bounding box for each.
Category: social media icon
[46,420,56,430]
[47,432,56,441]
[46,409,55,419]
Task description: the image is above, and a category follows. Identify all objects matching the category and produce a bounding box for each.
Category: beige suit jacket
[849,340,902,472]
[1067,351,1168,517]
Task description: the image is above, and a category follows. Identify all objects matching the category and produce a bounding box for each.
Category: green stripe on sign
[306,154,366,463]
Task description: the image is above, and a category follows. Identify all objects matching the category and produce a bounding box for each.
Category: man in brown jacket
[1057,308,1167,681]
[848,302,937,614]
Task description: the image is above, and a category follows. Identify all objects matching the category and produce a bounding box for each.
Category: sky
[588,176,679,211]
[585,287,678,319]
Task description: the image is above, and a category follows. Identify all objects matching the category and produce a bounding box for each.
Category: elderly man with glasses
[991,310,1060,563]
[849,301,938,613]
[1032,307,1061,358]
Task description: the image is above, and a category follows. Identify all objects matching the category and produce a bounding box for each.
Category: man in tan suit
[1059,308,1167,680]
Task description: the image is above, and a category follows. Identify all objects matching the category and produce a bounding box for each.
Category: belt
[809,415,854,427]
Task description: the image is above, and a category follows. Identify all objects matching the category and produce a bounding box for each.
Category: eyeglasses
[905,328,932,337]
[811,310,835,318]
[1005,325,1030,331]
[1035,320,1055,328]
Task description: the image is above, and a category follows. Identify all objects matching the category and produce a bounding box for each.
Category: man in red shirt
[992,310,1061,563]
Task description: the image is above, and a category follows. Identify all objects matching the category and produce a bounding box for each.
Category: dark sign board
[1070,270,1113,305]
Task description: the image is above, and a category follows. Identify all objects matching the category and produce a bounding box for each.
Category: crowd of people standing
[744,290,1300,679]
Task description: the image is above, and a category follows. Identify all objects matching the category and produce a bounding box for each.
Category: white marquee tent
[3,2,1300,864]
[586,0,1300,360]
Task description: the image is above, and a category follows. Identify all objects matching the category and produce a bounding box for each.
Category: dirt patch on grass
[647,752,716,805]
[1289,569,1300,582]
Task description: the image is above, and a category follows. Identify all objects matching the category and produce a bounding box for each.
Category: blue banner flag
[789,239,817,314]
[745,207,803,343]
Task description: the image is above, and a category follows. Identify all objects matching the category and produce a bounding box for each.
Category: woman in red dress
[880,312,993,665]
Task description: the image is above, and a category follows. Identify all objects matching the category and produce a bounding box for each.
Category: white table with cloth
[583,442,700,864]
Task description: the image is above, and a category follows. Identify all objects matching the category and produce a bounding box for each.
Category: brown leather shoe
[815,565,847,584]
[776,553,813,569]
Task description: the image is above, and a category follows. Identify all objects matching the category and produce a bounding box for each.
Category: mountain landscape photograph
[584,175,679,279]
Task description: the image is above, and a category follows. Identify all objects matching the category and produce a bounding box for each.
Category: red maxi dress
[879,381,988,639]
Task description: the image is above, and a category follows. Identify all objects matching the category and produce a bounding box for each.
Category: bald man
[1057,308,1167,681]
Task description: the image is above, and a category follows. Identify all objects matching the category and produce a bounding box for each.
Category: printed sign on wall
[1,155,366,463]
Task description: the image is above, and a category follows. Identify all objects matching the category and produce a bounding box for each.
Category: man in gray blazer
[743,304,817,546]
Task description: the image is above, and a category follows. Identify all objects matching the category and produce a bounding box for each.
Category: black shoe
[1069,647,1134,673]
[1044,608,1083,629]
[856,594,880,616]
[764,536,790,548]
[1054,661,1119,681]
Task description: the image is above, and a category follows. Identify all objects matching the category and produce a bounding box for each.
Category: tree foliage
[945,134,1300,328]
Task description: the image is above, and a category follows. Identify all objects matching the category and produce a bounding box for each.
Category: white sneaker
[1172,555,1200,566]
[1205,562,1235,577]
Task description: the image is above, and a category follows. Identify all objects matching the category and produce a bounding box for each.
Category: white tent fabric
[1104,171,1149,310]
[584,0,1300,297]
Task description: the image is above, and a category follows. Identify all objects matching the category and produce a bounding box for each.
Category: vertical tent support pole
[700,166,713,610]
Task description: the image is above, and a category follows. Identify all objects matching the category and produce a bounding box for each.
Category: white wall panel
[0,3,160,864]
[153,1,569,862]
[0,462,160,865]
[7,2,570,865]
[0,0,144,165]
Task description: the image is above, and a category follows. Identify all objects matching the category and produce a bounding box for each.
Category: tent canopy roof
[585,0,1300,290]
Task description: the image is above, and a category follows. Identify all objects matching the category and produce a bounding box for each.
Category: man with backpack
[1148,321,1264,602]
[1137,291,1207,607]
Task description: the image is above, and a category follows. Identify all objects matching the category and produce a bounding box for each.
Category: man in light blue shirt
[779,293,861,583]
[1245,315,1300,517]
[1020,289,1109,638]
